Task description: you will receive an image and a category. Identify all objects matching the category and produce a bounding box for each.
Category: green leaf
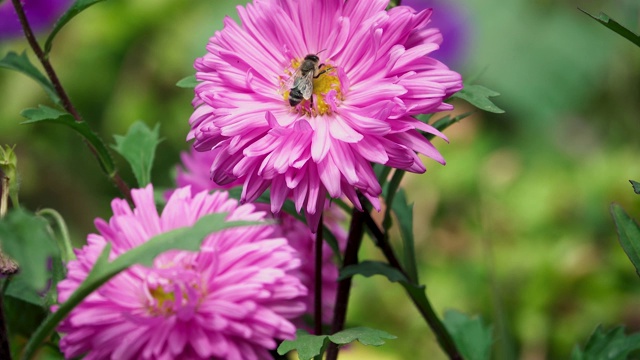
[579,9,640,48]
[20,105,115,175]
[44,0,108,56]
[0,210,58,291]
[0,145,19,207]
[571,326,640,360]
[277,330,330,360]
[0,51,60,105]
[382,170,404,236]
[610,204,640,277]
[21,213,261,360]
[3,288,48,339]
[630,180,640,195]
[392,189,418,283]
[20,105,73,124]
[328,327,397,346]
[112,121,162,187]
[443,310,493,360]
[451,85,505,114]
[338,260,409,283]
[176,75,198,88]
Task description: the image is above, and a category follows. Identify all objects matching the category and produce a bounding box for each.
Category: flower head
[0,0,71,41]
[189,0,463,229]
[57,185,307,360]
[176,148,346,326]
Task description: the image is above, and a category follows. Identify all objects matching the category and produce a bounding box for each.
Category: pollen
[280,57,344,117]
[312,69,342,116]
[149,286,176,315]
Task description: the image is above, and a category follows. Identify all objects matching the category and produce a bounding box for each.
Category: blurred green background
[0,0,639,359]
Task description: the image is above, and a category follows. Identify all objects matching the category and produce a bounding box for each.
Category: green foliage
[20,105,72,123]
[21,213,261,360]
[0,145,19,207]
[443,310,493,360]
[3,286,48,339]
[112,121,162,187]
[44,0,108,56]
[277,330,329,360]
[339,260,408,283]
[278,327,396,360]
[0,210,58,292]
[176,75,198,88]
[20,105,115,175]
[579,9,640,48]
[392,189,418,283]
[451,85,505,114]
[571,326,640,360]
[610,204,640,277]
[328,327,397,346]
[630,180,640,195]
[0,52,60,105]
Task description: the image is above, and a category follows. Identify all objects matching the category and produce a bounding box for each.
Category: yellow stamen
[150,286,175,311]
[280,58,344,116]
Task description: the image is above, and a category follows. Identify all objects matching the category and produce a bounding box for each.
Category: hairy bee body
[285,53,330,107]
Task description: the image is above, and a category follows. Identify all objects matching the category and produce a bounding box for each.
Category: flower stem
[362,211,462,360]
[10,0,132,203]
[0,172,13,360]
[326,208,365,360]
[314,214,324,335]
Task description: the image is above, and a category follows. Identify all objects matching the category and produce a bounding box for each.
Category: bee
[284,52,332,107]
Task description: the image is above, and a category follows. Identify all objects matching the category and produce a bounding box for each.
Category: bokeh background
[0,0,639,358]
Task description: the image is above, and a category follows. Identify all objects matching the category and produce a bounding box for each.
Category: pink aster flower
[188,0,463,230]
[176,147,346,326]
[56,185,307,360]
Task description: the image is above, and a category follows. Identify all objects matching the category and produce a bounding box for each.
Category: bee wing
[296,71,315,100]
[280,67,304,93]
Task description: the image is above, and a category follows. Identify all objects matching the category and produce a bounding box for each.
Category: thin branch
[314,215,324,335]
[326,208,365,360]
[10,0,132,203]
[362,211,462,360]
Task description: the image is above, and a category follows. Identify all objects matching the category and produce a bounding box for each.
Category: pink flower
[188,0,463,230]
[176,148,346,326]
[56,185,307,360]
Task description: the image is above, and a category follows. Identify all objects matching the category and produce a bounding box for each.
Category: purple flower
[188,0,463,230]
[176,148,347,327]
[0,0,71,41]
[401,0,469,68]
[56,185,307,360]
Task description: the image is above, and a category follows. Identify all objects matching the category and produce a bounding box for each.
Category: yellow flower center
[281,57,344,117]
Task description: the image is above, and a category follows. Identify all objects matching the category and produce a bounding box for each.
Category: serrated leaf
[112,121,162,187]
[44,0,108,56]
[0,210,58,291]
[443,310,493,360]
[20,105,73,124]
[21,213,261,359]
[392,189,418,283]
[579,9,640,48]
[610,204,640,277]
[571,326,640,360]
[338,260,409,283]
[277,330,329,360]
[451,85,504,114]
[630,180,640,195]
[329,327,397,346]
[176,75,198,88]
[0,51,60,105]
